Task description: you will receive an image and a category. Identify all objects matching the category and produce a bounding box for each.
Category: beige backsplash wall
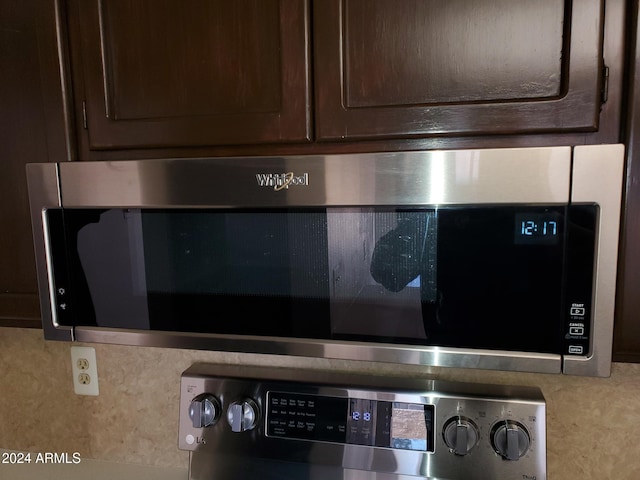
[2,327,640,479]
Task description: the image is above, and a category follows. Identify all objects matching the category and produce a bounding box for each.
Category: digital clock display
[515,212,562,245]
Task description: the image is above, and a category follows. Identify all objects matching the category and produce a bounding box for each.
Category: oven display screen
[266,392,434,452]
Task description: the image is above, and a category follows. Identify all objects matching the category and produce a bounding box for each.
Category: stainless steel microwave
[26,145,624,377]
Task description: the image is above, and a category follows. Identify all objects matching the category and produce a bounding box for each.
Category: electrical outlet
[70,346,99,396]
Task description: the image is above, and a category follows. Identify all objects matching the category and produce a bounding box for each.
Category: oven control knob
[442,416,479,456]
[491,420,530,461]
[188,394,221,429]
[227,399,259,432]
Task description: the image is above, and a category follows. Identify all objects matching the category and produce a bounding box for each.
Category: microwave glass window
[53,206,571,354]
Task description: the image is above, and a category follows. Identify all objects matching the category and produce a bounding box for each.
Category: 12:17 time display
[514,212,561,245]
[520,219,557,236]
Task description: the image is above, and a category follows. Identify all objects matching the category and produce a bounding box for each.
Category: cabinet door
[314,0,605,140]
[67,0,310,150]
[1,0,66,327]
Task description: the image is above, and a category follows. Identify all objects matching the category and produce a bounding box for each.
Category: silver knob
[227,399,259,432]
[442,416,479,456]
[188,394,221,428]
[491,420,530,461]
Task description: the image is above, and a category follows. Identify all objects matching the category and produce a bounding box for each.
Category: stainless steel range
[178,364,546,480]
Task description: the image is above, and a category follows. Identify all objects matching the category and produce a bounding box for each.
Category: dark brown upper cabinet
[313,0,606,141]
[66,0,311,151]
[1,0,67,328]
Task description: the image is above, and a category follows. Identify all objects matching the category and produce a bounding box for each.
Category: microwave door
[54,204,566,353]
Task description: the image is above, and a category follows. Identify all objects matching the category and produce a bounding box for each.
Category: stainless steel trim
[563,144,625,377]
[181,362,541,397]
[57,147,572,208]
[26,163,72,340]
[74,327,561,374]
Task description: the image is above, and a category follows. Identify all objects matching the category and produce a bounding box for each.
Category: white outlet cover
[70,346,99,396]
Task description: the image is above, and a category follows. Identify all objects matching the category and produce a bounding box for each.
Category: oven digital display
[266,392,434,452]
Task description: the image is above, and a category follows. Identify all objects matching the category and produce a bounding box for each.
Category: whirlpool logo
[255,172,309,191]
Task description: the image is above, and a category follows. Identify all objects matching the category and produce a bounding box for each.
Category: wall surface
[1,327,640,479]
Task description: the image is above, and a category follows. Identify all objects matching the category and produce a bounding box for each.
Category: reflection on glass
[391,403,427,451]
[328,209,437,340]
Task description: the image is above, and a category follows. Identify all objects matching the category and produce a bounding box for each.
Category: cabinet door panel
[1,0,66,327]
[314,0,604,140]
[70,0,310,149]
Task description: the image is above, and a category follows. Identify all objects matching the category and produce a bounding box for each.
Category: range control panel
[266,391,435,451]
[179,364,547,480]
